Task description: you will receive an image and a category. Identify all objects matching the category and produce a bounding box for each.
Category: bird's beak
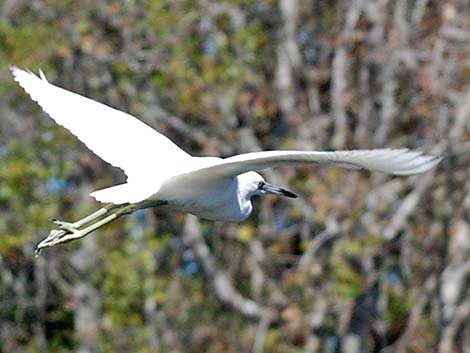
[260,182,297,198]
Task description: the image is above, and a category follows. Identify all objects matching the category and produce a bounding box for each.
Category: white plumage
[11,67,190,203]
[10,67,443,252]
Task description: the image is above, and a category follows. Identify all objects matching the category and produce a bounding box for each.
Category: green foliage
[0,0,465,352]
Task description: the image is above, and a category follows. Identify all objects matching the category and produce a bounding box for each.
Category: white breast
[155,168,253,222]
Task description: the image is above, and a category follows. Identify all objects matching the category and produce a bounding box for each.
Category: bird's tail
[90,182,155,204]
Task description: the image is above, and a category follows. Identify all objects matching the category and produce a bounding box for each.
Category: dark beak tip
[284,190,298,198]
[261,182,298,198]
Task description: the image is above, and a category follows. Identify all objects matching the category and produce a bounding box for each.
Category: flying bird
[10,67,443,255]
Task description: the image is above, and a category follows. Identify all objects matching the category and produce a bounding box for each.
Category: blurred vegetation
[0,1,469,353]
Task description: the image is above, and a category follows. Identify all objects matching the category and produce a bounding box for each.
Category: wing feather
[12,68,442,205]
[183,149,442,179]
[11,66,190,183]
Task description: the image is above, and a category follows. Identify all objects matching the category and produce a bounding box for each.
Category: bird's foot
[51,219,77,233]
[35,220,85,257]
[35,229,67,257]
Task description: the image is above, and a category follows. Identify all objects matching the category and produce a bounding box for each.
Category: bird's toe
[52,220,78,233]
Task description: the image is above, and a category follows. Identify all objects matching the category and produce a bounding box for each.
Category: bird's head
[240,171,297,200]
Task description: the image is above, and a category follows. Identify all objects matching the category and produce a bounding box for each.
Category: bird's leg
[51,203,139,243]
[36,204,133,254]
[35,200,167,256]
[54,200,166,241]
[35,203,120,256]
[52,203,119,229]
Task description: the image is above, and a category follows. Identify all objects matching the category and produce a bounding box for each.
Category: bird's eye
[258,181,264,189]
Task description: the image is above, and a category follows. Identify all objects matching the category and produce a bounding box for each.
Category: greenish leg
[35,200,167,256]
[72,203,118,228]
[52,203,119,229]
[52,204,138,243]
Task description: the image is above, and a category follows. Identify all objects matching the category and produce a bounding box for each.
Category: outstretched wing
[183,149,442,179]
[11,67,190,183]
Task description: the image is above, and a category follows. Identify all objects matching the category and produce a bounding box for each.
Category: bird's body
[10,66,443,254]
[159,169,252,222]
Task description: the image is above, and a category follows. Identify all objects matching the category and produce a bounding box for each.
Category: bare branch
[182,215,276,320]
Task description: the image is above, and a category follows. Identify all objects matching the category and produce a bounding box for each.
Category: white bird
[10,67,443,255]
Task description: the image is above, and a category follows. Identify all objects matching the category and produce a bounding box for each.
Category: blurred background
[0,1,469,352]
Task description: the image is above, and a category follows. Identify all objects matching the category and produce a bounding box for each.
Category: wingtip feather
[392,154,444,175]
[38,68,48,82]
[9,65,22,81]
[10,66,47,84]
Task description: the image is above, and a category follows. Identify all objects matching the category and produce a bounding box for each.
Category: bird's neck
[236,182,254,221]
